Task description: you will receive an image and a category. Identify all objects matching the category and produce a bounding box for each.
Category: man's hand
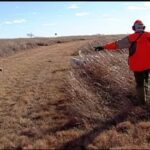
[94,46,104,52]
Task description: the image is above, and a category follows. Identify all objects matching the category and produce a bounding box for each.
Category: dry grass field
[0,35,150,149]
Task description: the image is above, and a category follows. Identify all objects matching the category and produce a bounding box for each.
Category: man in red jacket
[95,20,150,105]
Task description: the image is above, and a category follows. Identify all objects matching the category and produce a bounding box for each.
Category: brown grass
[0,34,150,149]
[63,36,150,149]
[0,35,98,57]
[67,50,134,123]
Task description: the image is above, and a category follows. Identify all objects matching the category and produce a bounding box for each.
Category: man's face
[134,24,145,32]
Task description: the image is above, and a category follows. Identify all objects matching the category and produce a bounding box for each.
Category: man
[94,20,150,105]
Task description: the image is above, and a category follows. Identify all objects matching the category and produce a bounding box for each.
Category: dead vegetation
[0,34,150,149]
[0,35,100,58]
[67,44,134,124]
[63,37,150,149]
[0,38,90,149]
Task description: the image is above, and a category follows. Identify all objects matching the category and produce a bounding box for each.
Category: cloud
[68,4,79,9]
[13,19,26,24]
[2,19,27,25]
[123,2,140,6]
[143,2,150,6]
[75,12,89,17]
[126,2,150,11]
[42,23,57,26]
[127,6,145,10]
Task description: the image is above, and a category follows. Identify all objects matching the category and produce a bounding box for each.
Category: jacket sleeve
[103,36,131,50]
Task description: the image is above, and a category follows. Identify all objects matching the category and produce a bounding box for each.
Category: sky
[0,1,150,38]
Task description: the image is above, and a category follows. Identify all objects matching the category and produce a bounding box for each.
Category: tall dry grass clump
[66,42,137,126]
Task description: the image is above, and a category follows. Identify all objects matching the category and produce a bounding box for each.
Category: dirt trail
[0,40,88,148]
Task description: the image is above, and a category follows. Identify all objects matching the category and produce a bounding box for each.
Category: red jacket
[103,32,150,71]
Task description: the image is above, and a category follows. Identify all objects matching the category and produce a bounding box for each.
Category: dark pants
[134,69,150,104]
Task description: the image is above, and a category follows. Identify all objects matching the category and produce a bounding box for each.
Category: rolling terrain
[0,35,150,149]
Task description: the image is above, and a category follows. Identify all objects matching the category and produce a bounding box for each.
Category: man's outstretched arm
[95,36,131,51]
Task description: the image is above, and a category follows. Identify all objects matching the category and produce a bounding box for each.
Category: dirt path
[0,40,89,149]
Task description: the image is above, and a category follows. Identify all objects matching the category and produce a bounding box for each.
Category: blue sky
[0,2,150,38]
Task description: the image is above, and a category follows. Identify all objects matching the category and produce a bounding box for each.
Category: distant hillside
[0,34,127,57]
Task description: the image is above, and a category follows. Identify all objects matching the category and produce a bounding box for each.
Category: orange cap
[134,20,144,25]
